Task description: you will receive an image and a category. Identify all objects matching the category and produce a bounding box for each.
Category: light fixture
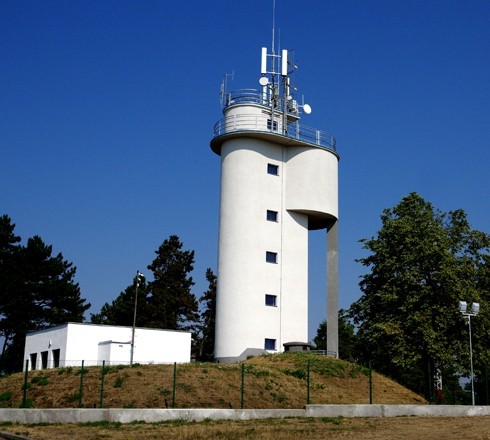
[459,300,480,406]
[130,271,145,366]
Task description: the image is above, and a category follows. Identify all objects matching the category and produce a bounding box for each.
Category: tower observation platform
[211,46,339,362]
[211,89,337,155]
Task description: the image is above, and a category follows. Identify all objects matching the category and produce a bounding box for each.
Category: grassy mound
[0,353,425,409]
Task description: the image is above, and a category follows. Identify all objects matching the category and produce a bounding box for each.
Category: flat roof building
[23,322,191,370]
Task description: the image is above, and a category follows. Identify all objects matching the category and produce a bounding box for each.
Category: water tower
[210,45,339,362]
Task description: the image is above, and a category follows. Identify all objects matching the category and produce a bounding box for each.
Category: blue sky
[2,0,489,340]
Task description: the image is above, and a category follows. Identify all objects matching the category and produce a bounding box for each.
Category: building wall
[24,323,191,370]
[215,134,315,360]
[213,98,339,362]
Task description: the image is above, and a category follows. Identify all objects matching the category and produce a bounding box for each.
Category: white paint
[23,322,191,370]
[212,100,338,362]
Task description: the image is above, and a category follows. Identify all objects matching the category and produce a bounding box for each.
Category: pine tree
[146,235,199,330]
[0,215,90,372]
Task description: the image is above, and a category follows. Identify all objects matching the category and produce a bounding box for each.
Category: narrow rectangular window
[52,349,60,368]
[41,351,48,369]
[267,163,279,175]
[265,338,276,350]
[30,353,37,371]
[265,294,277,307]
[266,210,278,222]
[266,251,277,263]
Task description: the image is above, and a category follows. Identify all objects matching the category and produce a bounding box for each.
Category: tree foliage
[348,193,490,397]
[312,310,357,362]
[146,235,199,330]
[196,268,217,361]
[0,215,90,372]
[91,235,199,334]
[90,275,149,327]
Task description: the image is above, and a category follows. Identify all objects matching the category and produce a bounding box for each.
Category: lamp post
[130,270,145,366]
[459,300,480,406]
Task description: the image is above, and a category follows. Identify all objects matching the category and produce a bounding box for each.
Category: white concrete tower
[211,46,339,362]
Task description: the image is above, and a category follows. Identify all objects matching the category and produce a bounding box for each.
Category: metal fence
[7,357,485,409]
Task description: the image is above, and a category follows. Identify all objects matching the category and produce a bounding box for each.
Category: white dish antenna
[303,103,312,114]
[259,76,269,86]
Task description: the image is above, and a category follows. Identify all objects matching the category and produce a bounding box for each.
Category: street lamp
[130,270,145,366]
[459,300,480,406]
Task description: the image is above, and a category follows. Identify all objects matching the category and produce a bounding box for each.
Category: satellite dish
[259,76,269,86]
[303,104,312,114]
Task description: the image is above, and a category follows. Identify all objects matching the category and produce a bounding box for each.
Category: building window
[267,119,278,131]
[265,338,276,350]
[265,294,277,307]
[41,351,48,369]
[266,210,278,222]
[266,251,277,263]
[30,353,37,371]
[52,349,60,368]
[267,163,279,175]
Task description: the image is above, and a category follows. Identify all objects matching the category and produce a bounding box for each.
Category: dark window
[267,163,279,175]
[265,294,277,307]
[265,339,276,350]
[266,251,277,263]
[266,210,278,222]
[41,351,48,369]
[30,353,37,371]
[267,119,278,131]
[52,349,60,368]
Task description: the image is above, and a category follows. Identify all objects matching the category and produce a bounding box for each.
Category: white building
[211,47,339,362]
[23,322,191,370]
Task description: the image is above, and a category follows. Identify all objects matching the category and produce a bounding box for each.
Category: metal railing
[213,112,336,153]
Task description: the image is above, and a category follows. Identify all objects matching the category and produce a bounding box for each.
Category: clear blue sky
[2,1,489,340]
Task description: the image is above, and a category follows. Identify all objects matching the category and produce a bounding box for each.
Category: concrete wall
[2,405,490,425]
[24,323,191,370]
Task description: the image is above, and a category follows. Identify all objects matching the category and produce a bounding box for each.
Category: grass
[0,353,426,409]
[2,416,490,440]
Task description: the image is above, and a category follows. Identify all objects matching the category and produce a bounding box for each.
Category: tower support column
[327,220,339,357]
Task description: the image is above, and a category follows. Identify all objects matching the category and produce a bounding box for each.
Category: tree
[91,235,200,337]
[146,235,199,331]
[90,275,149,327]
[0,215,90,372]
[348,193,490,397]
[312,309,357,362]
[196,268,217,361]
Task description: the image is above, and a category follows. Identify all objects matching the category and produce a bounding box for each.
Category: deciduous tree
[349,193,490,397]
[312,310,357,362]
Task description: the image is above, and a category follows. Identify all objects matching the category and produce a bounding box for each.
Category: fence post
[369,360,373,404]
[485,365,489,406]
[99,360,105,408]
[241,363,245,409]
[22,360,29,408]
[427,361,433,404]
[306,359,311,405]
[78,360,84,408]
[172,362,177,408]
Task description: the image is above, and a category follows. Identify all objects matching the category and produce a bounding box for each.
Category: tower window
[267,163,279,175]
[266,251,277,263]
[265,338,276,350]
[265,294,277,307]
[267,119,278,131]
[266,210,278,222]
